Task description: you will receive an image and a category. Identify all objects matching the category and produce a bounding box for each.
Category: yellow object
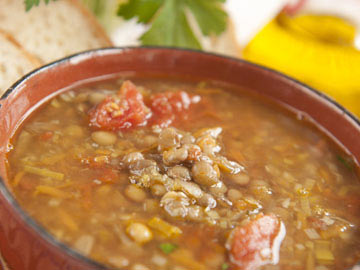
[24,165,64,180]
[279,14,356,45]
[314,240,335,262]
[34,185,71,198]
[244,13,360,116]
[12,171,25,187]
[148,217,182,238]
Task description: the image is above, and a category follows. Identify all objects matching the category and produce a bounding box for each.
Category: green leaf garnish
[117,0,228,49]
[159,242,178,254]
[117,0,164,24]
[140,0,201,49]
[24,0,56,11]
[184,0,227,36]
[336,154,354,171]
[221,262,230,270]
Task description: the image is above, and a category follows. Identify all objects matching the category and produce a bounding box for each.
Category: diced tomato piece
[39,131,53,141]
[89,81,151,130]
[227,214,286,270]
[97,167,118,184]
[307,216,328,231]
[149,91,196,127]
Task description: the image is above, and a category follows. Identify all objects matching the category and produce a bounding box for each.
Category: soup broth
[6,77,360,270]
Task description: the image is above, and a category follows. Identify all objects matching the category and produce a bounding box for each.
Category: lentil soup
[6,77,360,270]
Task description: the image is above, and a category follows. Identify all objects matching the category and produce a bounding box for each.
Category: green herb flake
[336,154,354,171]
[24,0,56,11]
[117,0,228,49]
[159,243,178,254]
[221,262,230,270]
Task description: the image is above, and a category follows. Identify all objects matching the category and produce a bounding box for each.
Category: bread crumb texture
[0,0,112,63]
[0,30,40,94]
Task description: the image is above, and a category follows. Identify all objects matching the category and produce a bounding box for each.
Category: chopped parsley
[221,262,230,270]
[159,242,178,254]
[117,0,228,49]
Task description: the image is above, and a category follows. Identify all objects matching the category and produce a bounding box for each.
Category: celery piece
[148,217,182,238]
[24,165,64,180]
[35,185,70,198]
[315,240,335,262]
[159,243,178,254]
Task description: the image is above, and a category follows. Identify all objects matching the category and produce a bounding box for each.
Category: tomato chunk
[89,81,200,130]
[149,91,196,127]
[227,214,286,270]
[39,131,53,141]
[89,81,151,130]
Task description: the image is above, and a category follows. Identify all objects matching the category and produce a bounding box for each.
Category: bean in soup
[6,78,360,270]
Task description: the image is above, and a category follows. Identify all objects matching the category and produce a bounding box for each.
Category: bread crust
[0,28,42,67]
[0,29,41,95]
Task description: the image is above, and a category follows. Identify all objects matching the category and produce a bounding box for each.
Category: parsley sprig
[117,0,228,49]
[24,0,57,11]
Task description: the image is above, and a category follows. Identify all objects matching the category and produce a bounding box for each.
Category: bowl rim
[1,46,360,269]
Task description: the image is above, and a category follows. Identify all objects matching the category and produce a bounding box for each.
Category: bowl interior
[0,47,360,267]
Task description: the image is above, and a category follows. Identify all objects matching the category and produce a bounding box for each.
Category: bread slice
[0,0,112,63]
[0,30,41,95]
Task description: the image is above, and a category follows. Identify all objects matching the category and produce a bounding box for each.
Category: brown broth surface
[6,77,360,270]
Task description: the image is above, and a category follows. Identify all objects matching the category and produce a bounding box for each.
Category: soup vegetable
[6,78,360,270]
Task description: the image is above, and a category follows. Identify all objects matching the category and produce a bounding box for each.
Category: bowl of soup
[0,47,359,270]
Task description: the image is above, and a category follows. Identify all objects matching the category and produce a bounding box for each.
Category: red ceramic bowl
[0,47,359,270]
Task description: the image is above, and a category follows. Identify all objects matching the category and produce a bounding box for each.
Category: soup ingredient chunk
[126,222,153,244]
[147,217,182,238]
[150,91,197,127]
[192,160,219,186]
[122,126,248,226]
[89,80,151,130]
[91,131,117,146]
[226,214,285,270]
[89,81,200,130]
